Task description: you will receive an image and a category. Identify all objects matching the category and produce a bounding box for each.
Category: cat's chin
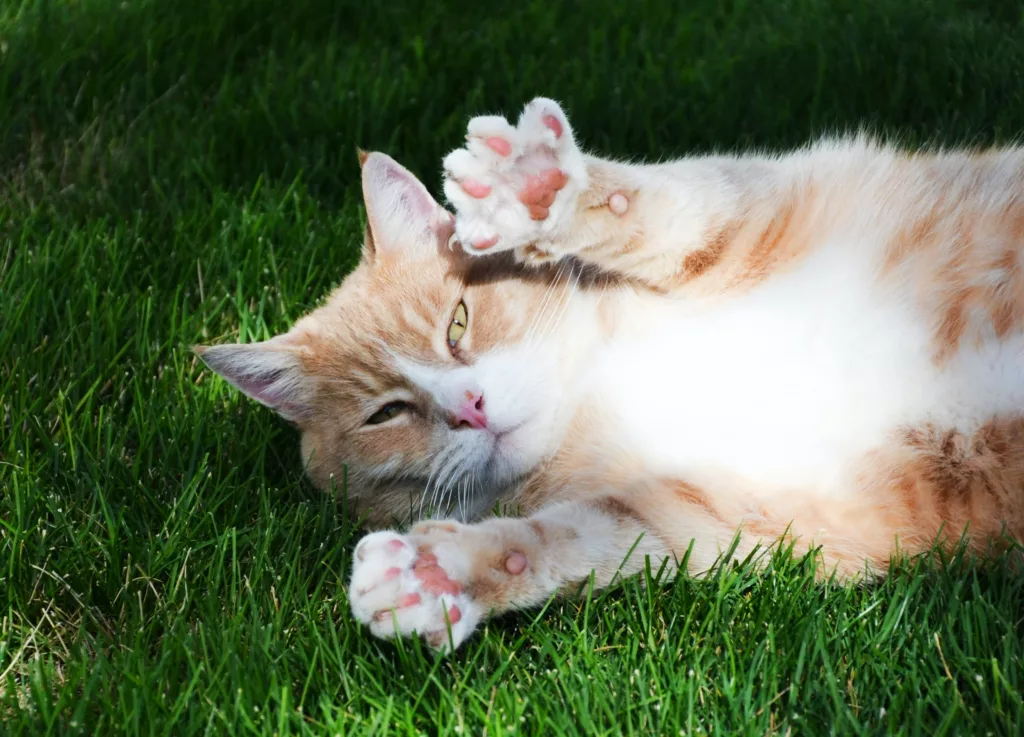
[480,421,549,488]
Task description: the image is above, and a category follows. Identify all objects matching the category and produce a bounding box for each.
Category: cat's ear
[359,151,453,262]
[193,335,314,422]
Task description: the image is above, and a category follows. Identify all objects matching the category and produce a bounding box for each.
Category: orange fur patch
[895,418,1024,548]
[682,220,737,279]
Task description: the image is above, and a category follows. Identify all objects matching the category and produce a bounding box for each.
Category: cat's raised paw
[348,529,482,652]
[443,97,589,259]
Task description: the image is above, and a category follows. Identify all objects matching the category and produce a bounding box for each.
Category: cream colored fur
[199,98,1024,652]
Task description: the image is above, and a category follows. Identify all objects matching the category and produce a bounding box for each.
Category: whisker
[529,265,573,346]
[439,469,459,518]
[524,259,569,343]
[434,449,464,518]
[533,260,582,346]
[419,445,448,518]
[425,445,459,518]
[457,476,468,521]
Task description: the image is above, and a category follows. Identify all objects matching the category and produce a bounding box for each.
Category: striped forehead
[337,345,407,394]
[301,251,469,401]
[330,301,453,391]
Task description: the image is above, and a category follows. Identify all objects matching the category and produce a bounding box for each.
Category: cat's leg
[443,97,813,293]
[348,498,675,652]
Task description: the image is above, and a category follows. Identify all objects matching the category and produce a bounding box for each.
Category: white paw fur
[442,97,589,256]
[349,529,482,652]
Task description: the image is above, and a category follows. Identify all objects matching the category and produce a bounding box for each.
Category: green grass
[1,0,1023,733]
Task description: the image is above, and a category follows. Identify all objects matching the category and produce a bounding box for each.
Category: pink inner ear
[233,367,309,419]
[231,368,286,404]
[198,343,311,421]
[381,159,437,220]
[362,153,444,256]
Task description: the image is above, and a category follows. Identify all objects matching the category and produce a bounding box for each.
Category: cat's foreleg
[348,498,673,652]
[443,97,783,292]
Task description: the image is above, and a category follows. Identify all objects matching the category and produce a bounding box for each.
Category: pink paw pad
[543,114,563,138]
[518,168,568,221]
[413,551,463,596]
[397,593,421,608]
[460,179,492,198]
[423,604,463,648]
[609,192,629,215]
[372,592,421,621]
[470,235,499,251]
[505,551,528,575]
[485,137,513,156]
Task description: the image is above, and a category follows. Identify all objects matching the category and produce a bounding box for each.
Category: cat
[197,97,1024,652]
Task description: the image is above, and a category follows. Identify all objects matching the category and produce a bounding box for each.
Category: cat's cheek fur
[395,340,579,487]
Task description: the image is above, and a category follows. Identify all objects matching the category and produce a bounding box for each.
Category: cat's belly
[588,248,1024,491]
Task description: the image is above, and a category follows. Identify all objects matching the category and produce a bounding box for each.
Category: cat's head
[196,153,592,524]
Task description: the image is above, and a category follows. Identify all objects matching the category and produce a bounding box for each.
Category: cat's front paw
[443,97,589,261]
[348,526,482,652]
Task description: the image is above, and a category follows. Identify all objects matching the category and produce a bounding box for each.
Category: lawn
[2,0,1023,733]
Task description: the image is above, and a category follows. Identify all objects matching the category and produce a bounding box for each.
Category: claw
[519,244,555,263]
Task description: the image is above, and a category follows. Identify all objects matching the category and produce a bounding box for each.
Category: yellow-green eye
[366,401,412,426]
[448,301,468,348]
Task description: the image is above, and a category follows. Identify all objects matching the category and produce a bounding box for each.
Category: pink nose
[451,392,487,430]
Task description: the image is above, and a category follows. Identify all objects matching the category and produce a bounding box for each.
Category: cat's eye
[365,401,412,426]
[447,300,468,349]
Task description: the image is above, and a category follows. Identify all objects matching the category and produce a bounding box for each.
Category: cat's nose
[450,391,487,430]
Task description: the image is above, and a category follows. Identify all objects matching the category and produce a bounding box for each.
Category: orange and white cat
[198,98,1024,651]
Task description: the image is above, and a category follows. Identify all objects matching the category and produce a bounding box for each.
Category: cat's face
[197,153,585,524]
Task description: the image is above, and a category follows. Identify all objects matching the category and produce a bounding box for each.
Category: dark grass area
[1,0,1023,733]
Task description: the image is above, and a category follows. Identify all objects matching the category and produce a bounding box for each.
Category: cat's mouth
[479,420,536,484]
[492,421,526,442]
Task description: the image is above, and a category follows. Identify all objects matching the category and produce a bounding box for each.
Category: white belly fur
[589,239,1024,493]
